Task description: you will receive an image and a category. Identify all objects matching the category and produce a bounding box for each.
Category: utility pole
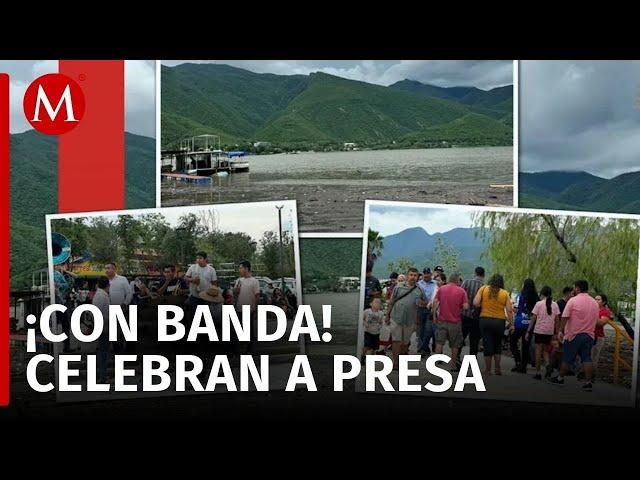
[175,226,186,270]
[276,205,286,293]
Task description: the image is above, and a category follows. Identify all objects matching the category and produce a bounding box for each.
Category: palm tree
[367,229,384,267]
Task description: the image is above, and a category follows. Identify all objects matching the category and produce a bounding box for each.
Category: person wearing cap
[386,272,400,301]
[385,267,426,369]
[416,267,438,356]
[433,267,444,293]
[184,251,218,310]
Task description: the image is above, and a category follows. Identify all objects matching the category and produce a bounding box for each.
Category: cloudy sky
[1,60,155,137]
[163,60,513,90]
[159,201,296,241]
[520,60,640,178]
[58,201,297,243]
[369,203,473,237]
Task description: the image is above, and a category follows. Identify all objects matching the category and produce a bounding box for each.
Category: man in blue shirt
[416,267,438,356]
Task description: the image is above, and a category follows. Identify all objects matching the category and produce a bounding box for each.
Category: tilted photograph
[359,201,639,406]
[160,60,514,232]
[45,201,301,401]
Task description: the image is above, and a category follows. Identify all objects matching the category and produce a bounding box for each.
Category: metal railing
[607,319,634,384]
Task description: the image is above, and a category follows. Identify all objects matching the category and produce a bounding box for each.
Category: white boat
[227,151,250,171]
[161,135,250,176]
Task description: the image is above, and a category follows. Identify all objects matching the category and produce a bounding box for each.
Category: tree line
[367,213,639,315]
[52,212,296,279]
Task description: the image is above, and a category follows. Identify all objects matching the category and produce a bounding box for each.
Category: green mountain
[373,226,490,278]
[520,170,640,213]
[161,63,308,146]
[10,130,155,289]
[389,79,513,122]
[402,112,512,145]
[518,193,575,211]
[125,132,157,209]
[161,64,513,149]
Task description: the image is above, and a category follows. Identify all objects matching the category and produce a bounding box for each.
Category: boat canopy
[226,151,246,157]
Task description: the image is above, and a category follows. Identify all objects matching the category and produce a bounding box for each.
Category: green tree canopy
[50,210,291,279]
[386,257,414,276]
[367,229,384,267]
[426,237,460,273]
[258,230,296,279]
[473,211,639,312]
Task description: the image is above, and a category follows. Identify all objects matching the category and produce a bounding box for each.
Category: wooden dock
[161,173,211,185]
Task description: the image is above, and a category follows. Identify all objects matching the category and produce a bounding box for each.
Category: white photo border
[45,200,303,402]
[358,199,640,407]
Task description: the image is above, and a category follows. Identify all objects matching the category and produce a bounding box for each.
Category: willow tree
[367,229,384,267]
[473,212,639,312]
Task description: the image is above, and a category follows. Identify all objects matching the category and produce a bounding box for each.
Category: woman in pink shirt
[526,286,560,380]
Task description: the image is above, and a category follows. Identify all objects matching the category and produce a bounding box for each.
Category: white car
[255,276,275,296]
[271,277,297,293]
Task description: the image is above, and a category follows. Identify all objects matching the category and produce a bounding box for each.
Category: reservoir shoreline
[161,147,513,233]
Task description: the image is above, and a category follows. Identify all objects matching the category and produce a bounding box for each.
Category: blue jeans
[97,331,109,383]
[563,333,593,365]
[417,308,434,354]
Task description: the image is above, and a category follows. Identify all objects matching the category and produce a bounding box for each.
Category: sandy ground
[162,182,513,233]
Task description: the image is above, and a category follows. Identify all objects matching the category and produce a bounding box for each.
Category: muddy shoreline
[162,182,513,233]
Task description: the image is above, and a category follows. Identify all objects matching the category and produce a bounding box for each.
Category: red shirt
[596,306,610,338]
[435,283,468,323]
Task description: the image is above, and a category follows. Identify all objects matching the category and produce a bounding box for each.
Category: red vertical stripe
[1,73,9,406]
[58,61,125,212]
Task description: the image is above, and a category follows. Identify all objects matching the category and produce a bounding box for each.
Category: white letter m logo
[31,84,79,122]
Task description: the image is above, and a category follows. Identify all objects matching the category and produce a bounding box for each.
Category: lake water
[162,147,513,232]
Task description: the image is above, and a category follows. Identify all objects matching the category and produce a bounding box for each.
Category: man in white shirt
[233,260,261,353]
[93,276,111,383]
[105,262,132,354]
[234,260,261,313]
[184,251,218,310]
[105,262,132,307]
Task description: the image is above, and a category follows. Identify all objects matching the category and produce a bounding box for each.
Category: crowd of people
[362,263,613,392]
[54,251,298,383]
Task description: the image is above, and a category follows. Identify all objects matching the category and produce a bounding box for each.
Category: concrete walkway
[355,343,635,407]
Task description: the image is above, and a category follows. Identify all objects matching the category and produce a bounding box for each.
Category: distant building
[253,141,271,148]
[343,142,357,150]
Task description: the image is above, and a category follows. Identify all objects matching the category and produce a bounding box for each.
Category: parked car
[271,277,297,293]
